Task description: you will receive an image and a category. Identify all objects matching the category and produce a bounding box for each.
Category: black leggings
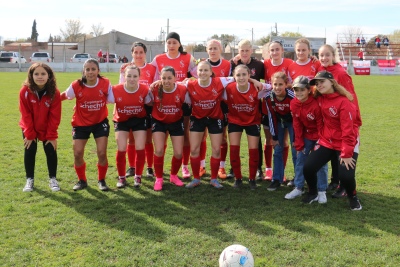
[304,145,357,196]
[24,140,58,178]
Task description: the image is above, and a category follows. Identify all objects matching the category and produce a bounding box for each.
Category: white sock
[220,161,226,168]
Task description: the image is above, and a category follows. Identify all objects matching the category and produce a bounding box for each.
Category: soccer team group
[19,31,362,210]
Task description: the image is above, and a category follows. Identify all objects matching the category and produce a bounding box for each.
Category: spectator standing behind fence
[356,37,360,46]
[97,49,103,61]
[375,36,381,48]
[383,36,389,46]
[361,37,366,47]
[357,49,364,61]
[19,63,62,192]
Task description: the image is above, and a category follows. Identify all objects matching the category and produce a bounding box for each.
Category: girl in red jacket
[303,71,362,211]
[61,59,113,191]
[112,65,152,189]
[318,44,362,195]
[19,63,61,192]
[150,66,187,191]
[285,75,328,202]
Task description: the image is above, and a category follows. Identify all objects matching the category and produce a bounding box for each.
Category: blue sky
[2,0,399,46]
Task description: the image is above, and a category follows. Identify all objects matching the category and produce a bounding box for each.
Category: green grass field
[0,72,399,267]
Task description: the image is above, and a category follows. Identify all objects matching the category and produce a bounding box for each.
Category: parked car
[102,53,118,63]
[0,51,27,63]
[30,52,51,63]
[70,53,92,63]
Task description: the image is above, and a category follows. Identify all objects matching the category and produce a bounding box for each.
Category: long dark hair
[24,63,57,100]
[79,58,103,86]
[158,66,176,108]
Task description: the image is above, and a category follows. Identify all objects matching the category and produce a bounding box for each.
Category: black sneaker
[233,179,243,188]
[332,187,347,198]
[327,182,339,191]
[256,169,263,181]
[146,167,154,178]
[249,180,257,190]
[226,168,235,179]
[286,179,295,187]
[73,180,87,191]
[267,180,281,191]
[98,180,109,191]
[349,195,362,211]
[125,167,135,177]
[302,193,319,204]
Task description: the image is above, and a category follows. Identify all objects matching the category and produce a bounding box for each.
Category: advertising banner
[353,60,371,75]
[338,61,348,71]
[377,60,396,75]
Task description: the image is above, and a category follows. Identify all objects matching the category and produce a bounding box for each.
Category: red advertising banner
[338,61,348,71]
[377,60,396,75]
[353,60,371,75]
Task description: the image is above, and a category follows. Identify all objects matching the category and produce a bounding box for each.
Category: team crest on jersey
[307,112,315,120]
[31,99,37,103]
[230,94,234,99]
[192,91,197,95]
[279,106,285,111]
[117,97,122,102]
[212,88,218,96]
[44,100,50,107]
[220,70,225,76]
[139,95,144,103]
[311,66,316,73]
[249,95,254,102]
[251,68,256,76]
[99,90,104,97]
[145,70,151,77]
[180,60,185,68]
[175,95,180,103]
[329,106,338,117]
[78,92,83,97]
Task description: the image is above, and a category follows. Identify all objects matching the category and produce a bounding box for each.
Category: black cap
[292,75,309,88]
[166,32,181,43]
[309,71,334,85]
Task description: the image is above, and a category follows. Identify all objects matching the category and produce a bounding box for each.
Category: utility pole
[251,28,254,45]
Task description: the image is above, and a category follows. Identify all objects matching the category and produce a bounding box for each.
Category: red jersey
[319,63,362,127]
[265,89,295,140]
[208,58,231,77]
[290,97,323,151]
[317,92,357,158]
[288,59,321,81]
[151,53,197,82]
[63,78,112,127]
[186,78,226,119]
[263,58,293,83]
[224,82,261,126]
[119,62,156,85]
[150,83,186,123]
[19,86,61,141]
[111,83,151,122]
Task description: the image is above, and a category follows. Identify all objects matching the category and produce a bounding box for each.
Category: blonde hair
[238,39,252,49]
[295,38,311,50]
[319,44,340,64]
[206,39,223,52]
[314,78,353,101]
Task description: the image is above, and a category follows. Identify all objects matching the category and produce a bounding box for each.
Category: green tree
[31,19,39,42]
[280,31,304,37]
[255,32,278,45]
[208,34,238,48]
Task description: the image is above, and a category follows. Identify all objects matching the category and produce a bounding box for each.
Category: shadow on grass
[35,177,400,242]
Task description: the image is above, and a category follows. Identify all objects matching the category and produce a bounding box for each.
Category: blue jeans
[272,121,296,183]
[294,138,328,191]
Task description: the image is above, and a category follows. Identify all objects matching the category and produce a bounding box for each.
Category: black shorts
[190,116,223,134]
[228,123,261,137]
[113,117,147,132]
[220,101,228,126]
[72,118,110,140]
[152,118,184,136]
[261,114,270,128]
[182,103,192,117]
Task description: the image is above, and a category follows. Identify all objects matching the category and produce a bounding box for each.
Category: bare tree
[91,23,104,37]
[60,19,84,42]
[341,26,363,44]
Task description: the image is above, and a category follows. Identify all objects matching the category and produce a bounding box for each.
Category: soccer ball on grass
[218,244,254,267]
